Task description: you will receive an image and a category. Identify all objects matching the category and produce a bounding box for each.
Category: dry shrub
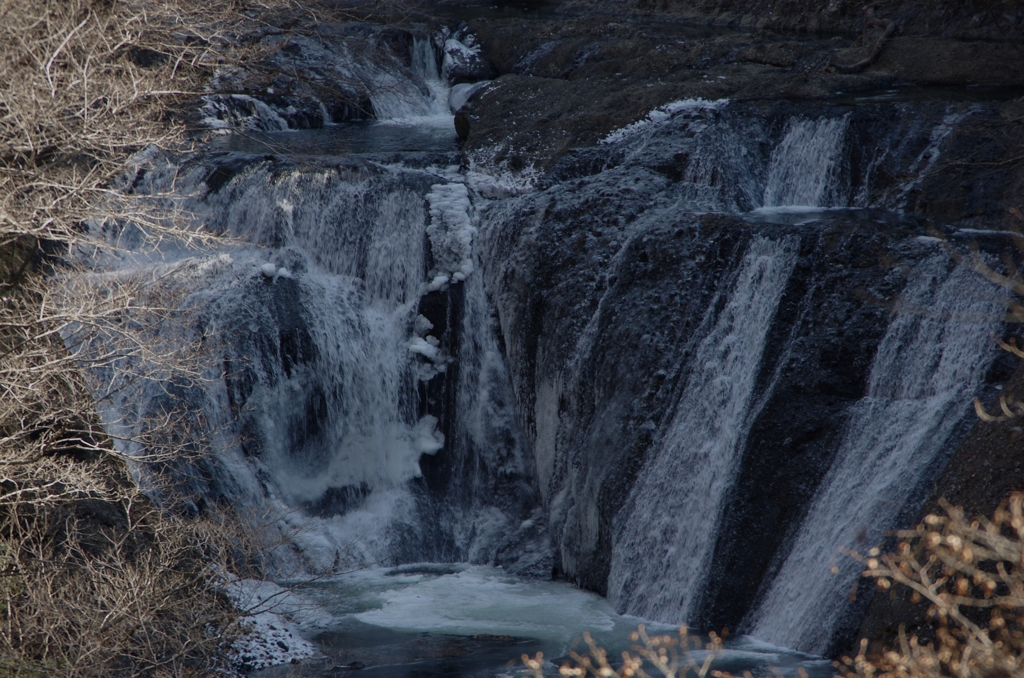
[0,0,375,674]
[0,486,254,677]
[522,626,732,678]
[839,494,1024,678]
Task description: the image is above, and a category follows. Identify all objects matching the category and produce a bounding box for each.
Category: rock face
[613,0,1024,42]
[455,8,1024,176]
[470,53,1024,651]
[441,35,495,85]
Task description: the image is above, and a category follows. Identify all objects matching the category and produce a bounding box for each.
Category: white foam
[268,415,445,504]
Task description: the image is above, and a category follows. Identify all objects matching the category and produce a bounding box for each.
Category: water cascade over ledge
[75,19,1017,668]
[607,236,798,622]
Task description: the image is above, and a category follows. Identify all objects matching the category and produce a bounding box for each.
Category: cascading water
[747,260,1005,655]
[761,116,850,209]
[478,93,1006,658]
[373,36,452,121]
[74,18,1011,667]
[80,30,549,577]
[607,236,798,622]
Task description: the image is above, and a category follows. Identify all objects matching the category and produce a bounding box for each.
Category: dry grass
[522,626,731,678]
[0,0,380,674]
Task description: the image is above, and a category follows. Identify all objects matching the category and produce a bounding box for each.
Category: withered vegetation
[0,0,379,674]
[840,493,1024,678]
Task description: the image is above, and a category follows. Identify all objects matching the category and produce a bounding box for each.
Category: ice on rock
[601,98,729,145]
[441,37,492,85]
[414,314,434,335]
[199,94,291,133]
[426,183,476,283]
[413,415,445,455]
[409,333,447,381]
[428,274,450,291]
[259,262,292,279]
[409,335,442,361]
[226,578,320,671]
[448,81,490,113]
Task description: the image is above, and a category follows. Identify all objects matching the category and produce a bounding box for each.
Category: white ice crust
[426,183,476,283]
[601,98,729,145]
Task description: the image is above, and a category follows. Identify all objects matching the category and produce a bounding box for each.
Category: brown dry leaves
[841,494,1024,678]
[522,626,736,678]
[0,0,321,675]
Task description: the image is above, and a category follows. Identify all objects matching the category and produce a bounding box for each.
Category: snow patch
[226,578,320,672]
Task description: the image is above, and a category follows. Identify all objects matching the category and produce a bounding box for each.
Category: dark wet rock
[454,109,471,140]
[200,23,425,129]
[736,42,800,68]
[455,10,1024,175]
[475,93,1024,653]
[552,0,1024,42]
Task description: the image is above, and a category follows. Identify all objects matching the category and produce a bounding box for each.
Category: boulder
[442,37,495,86]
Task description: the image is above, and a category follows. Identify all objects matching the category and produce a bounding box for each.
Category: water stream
[608,236,798,622]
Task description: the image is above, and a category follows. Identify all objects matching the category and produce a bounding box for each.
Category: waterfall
[412,35,441,82]
[79,139,547,572]
[607,236,798,623]
[747,260,1005,654]
[762,116,850,208]
[372,35,451,121]
[75,69,1004,653]
[893,108,974,209]
[444,261,549,570]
